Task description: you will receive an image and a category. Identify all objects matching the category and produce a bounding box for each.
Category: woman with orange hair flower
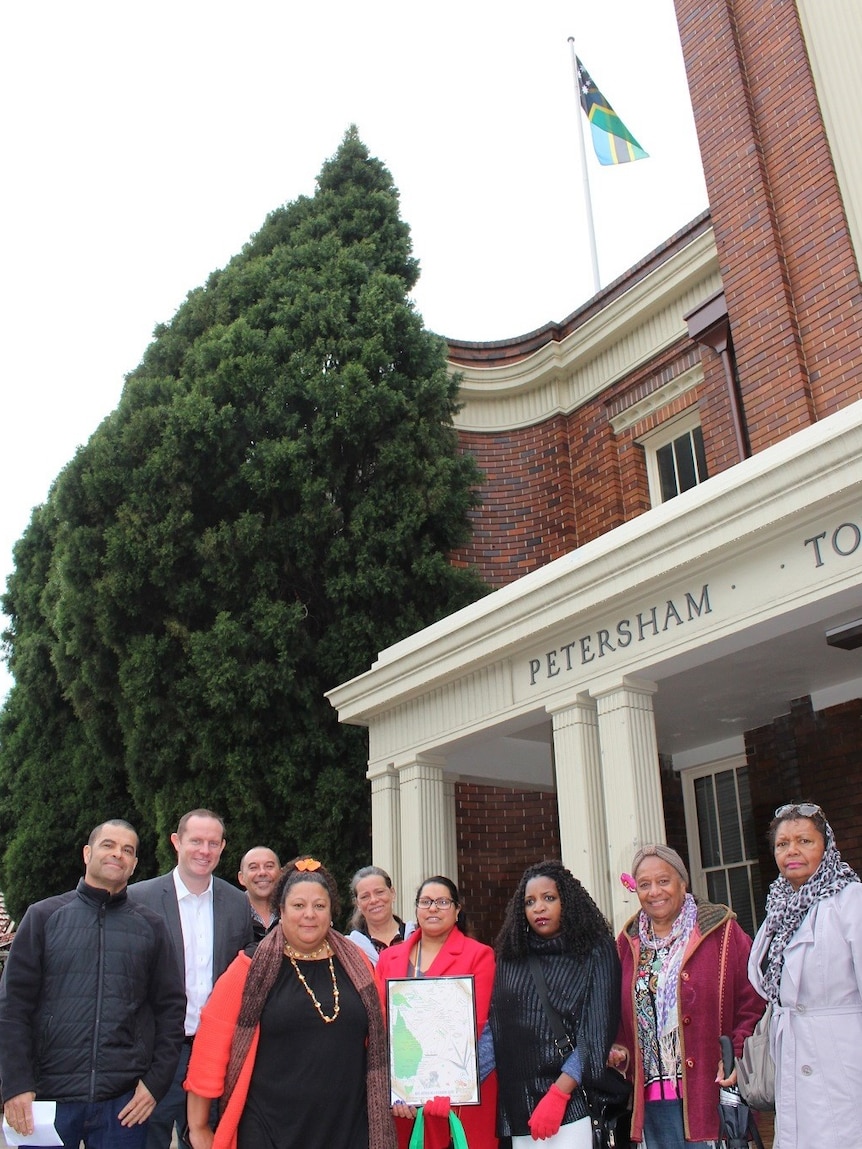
[184,857,395,1149]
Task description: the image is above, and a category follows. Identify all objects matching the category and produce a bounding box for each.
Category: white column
[368,763,401,894]
[550,693,612,914]
[396,752,456,918]
[594,676,666,930]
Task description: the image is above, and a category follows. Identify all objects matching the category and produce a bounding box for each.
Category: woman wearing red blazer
[375,876,498,1149]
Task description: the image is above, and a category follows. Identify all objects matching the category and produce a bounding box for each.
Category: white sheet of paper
[2,1100,63,1146]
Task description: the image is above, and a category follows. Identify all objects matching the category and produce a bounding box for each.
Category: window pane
[707,869,728,905]
[695,776,721,867]
[688,763,765,931]
[693,425,708,483]
[738,769,757,858]
[657,442,678,501]
[674,432,698,492]
[716,770,743,864]
[728,866,755,937]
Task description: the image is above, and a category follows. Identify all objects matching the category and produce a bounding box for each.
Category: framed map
[385,975,480,1105]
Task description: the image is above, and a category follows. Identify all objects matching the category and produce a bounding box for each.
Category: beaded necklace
[284,941,330,960]
[287,952,341,1023]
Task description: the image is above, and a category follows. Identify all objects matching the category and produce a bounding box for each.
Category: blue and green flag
[577,56,648,165]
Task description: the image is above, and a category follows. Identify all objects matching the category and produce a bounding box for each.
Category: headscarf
[222,924,396,1149]
[631,844,690,887]
[760,815,860,1003]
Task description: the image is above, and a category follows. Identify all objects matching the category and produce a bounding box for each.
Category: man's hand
[118,1080,156,1126]
[3,1092,36,1137]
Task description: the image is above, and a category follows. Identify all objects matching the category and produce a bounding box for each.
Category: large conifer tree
[0,128,486,915]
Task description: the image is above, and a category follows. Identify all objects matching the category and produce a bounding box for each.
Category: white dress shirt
[173,868,214,1036]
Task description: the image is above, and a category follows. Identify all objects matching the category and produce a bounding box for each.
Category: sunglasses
[774,803,822,819]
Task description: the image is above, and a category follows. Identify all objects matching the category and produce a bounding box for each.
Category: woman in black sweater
[484,861,621,1148]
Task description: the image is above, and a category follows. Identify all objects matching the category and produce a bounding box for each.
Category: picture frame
[385,975,480,1106]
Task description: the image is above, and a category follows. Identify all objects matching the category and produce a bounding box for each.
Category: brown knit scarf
[221,926,395,1149]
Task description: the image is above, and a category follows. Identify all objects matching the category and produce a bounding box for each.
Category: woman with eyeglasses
[375,876,498,1149]
[749,802,862,1148]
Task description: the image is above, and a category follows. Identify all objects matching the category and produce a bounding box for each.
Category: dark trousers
[642,1100,711,1148]
[144,1043,191,1149]
[49,1090,147,1149]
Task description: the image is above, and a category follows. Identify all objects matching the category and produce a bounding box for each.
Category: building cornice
[449,226,720,432]
[327,401,862,724]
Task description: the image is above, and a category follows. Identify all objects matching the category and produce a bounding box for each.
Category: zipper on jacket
[88,902,107,1102]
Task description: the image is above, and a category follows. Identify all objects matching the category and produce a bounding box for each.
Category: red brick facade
[455,783,561,944]
[441,0,862,932]
[674,0,862,442]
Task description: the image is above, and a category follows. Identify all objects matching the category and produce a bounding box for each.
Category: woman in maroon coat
[610,845,763,1147]
[375,876,498,1149]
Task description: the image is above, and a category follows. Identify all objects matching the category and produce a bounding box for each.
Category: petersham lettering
[528,585,712,686]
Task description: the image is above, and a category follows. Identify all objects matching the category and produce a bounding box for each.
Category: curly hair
[495,860,611,959]
[273,856,340,920]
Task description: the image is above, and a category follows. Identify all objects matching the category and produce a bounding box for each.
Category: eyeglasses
[774,803,822,819]
[416,897,455,910]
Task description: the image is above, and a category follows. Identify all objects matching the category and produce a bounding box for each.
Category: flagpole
[568,36,601,294]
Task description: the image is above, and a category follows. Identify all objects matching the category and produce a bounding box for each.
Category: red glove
[528,1083,570,1141]
[423,1096,451,1119]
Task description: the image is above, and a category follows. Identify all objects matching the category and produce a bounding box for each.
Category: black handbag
[527,956,632,1148]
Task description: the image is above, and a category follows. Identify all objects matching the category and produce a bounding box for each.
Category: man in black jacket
[0,820,186,1149]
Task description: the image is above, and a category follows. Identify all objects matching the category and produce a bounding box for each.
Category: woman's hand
[528,1083,570,1140]
[715,1056,738,1088]
[185,1091,215,1149]
[392,1101,418,1119]
[423,1096,451,1118]
[608,1044,629,1070]
[186,1125,215,1149]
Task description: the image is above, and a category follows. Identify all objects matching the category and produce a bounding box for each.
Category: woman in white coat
[749,802,862,1149]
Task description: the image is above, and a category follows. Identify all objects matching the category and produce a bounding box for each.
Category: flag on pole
[576,57,648,165]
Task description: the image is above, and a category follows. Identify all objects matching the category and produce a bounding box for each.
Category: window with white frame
[682,756,764,936]
[640,409,708,506]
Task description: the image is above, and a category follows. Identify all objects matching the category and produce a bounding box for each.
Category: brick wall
[673,0,862,446]
[745,695,862,882]
[451,419,577,588]
[455,782,561,945]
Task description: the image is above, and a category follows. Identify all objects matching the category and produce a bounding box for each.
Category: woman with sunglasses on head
[749,802,862,1149]
[375,876,498,1149]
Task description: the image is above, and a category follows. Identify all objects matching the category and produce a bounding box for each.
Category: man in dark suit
[128,809,253,1149]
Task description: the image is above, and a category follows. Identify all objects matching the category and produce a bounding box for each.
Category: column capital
[546,691,596,721]
[592,675,658,704]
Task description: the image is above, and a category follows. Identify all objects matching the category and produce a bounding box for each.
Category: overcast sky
[0,0,708,701]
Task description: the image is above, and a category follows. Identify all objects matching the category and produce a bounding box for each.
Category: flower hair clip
[620,872,637,892]
[295,858,322,872]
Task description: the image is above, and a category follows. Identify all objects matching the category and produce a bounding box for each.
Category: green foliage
[0,128,486,920]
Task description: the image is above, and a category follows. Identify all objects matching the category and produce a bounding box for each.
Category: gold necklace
[288,953,341,1023]
[283,940,330,960]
